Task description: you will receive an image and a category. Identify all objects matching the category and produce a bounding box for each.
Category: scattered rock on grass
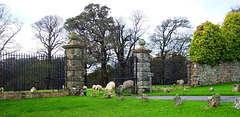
[142,94,148,102]
[204,93,221,108]
[233,98,240,109]
[80,92,85,97]
[103,94,111,99]
[209,87,214,92]
[232,84,239,92]
[173,94,182,106]
[90,93,96,98]
[164,88,170,93]
[119,96,124,101]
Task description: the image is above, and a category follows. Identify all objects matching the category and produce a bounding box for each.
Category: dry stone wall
[190,62,240,85]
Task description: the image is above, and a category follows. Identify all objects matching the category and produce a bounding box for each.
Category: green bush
[189,21,224,66]
[221,12,240,61]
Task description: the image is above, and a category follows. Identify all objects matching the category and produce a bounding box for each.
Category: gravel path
[128,96,240,102]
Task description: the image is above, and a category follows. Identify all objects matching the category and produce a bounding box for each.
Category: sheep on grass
[121,80,134,92]
[96,85,104,93]
[92,85,97,91]
[177,80,184,86]
[105,81,115,93]
[31,87,37,93]
[83,86,87,90]
[0,87,4,93]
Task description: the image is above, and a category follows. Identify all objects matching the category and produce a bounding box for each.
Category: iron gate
[114,56,138,94]
[150,59,188,85]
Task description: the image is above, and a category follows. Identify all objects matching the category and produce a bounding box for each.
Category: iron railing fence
[150,59,188,85]
[0,52,66,91]
[115,56,138,94]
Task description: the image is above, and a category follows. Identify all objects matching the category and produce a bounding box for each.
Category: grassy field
[1,82,240,117]
[1,94,239,117]
[147,82,240,96]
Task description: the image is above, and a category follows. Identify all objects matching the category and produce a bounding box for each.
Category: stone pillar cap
[133,39,152,53]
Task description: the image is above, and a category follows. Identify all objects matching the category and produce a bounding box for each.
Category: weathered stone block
[164,88,170,93]
[79,92,85,97]
[173,94,182,106]
[103,94,111,99]
[119,96,124,101]
[142,94,148,102]
[232,84,239,92]
[209,87,214,92]
[207,93,221,107]
[90,93,96,98]
[233,98,240,109]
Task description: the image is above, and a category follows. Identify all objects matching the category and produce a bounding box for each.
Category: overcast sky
[1,0,240,53]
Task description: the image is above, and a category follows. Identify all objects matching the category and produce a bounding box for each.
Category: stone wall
[0,91,69,100]
[190,62,240,85]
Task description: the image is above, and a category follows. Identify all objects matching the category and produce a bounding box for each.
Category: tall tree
[111,11,147,63]
[32,15,65,89]
[0,4,22,52]
[150,17,192,59]
[64,3,115,86]
[150,17,192,84]
[32,15,65,60]
[111,18,132,63]
[130,10,147,50]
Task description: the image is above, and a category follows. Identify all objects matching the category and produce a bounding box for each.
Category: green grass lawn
[0,94,239,117]
[1,82,240,117]
[147,82,240,96]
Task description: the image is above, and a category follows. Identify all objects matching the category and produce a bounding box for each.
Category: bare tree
[32,15,65,89]
[0,4,22,52]
[32,15,65,60]
[149,17,192,85]
[150,17,192,59]
[111,18,132,63]
[111,10,147,63]
[130,10,148,50]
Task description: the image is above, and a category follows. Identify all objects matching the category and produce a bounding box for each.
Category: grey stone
[119,96,124,101]
[70,87,77,96]
[207,93,221,107]
[103,94,111,99]
[173,94,182,106]
[232,84,239,92]
[79,92,84,97]
[233,98,240,109]
[90,93,96,98]
[142,94,148,102]
[164,88,170,93]
[209,87,214,92]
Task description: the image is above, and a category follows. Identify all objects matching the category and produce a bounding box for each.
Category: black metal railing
[115,56,138,94]
[0,52,66,92]
[150,59,188,85]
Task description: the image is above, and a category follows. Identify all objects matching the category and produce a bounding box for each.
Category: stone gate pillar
[62,33,85,96]
[133,39,152,93]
